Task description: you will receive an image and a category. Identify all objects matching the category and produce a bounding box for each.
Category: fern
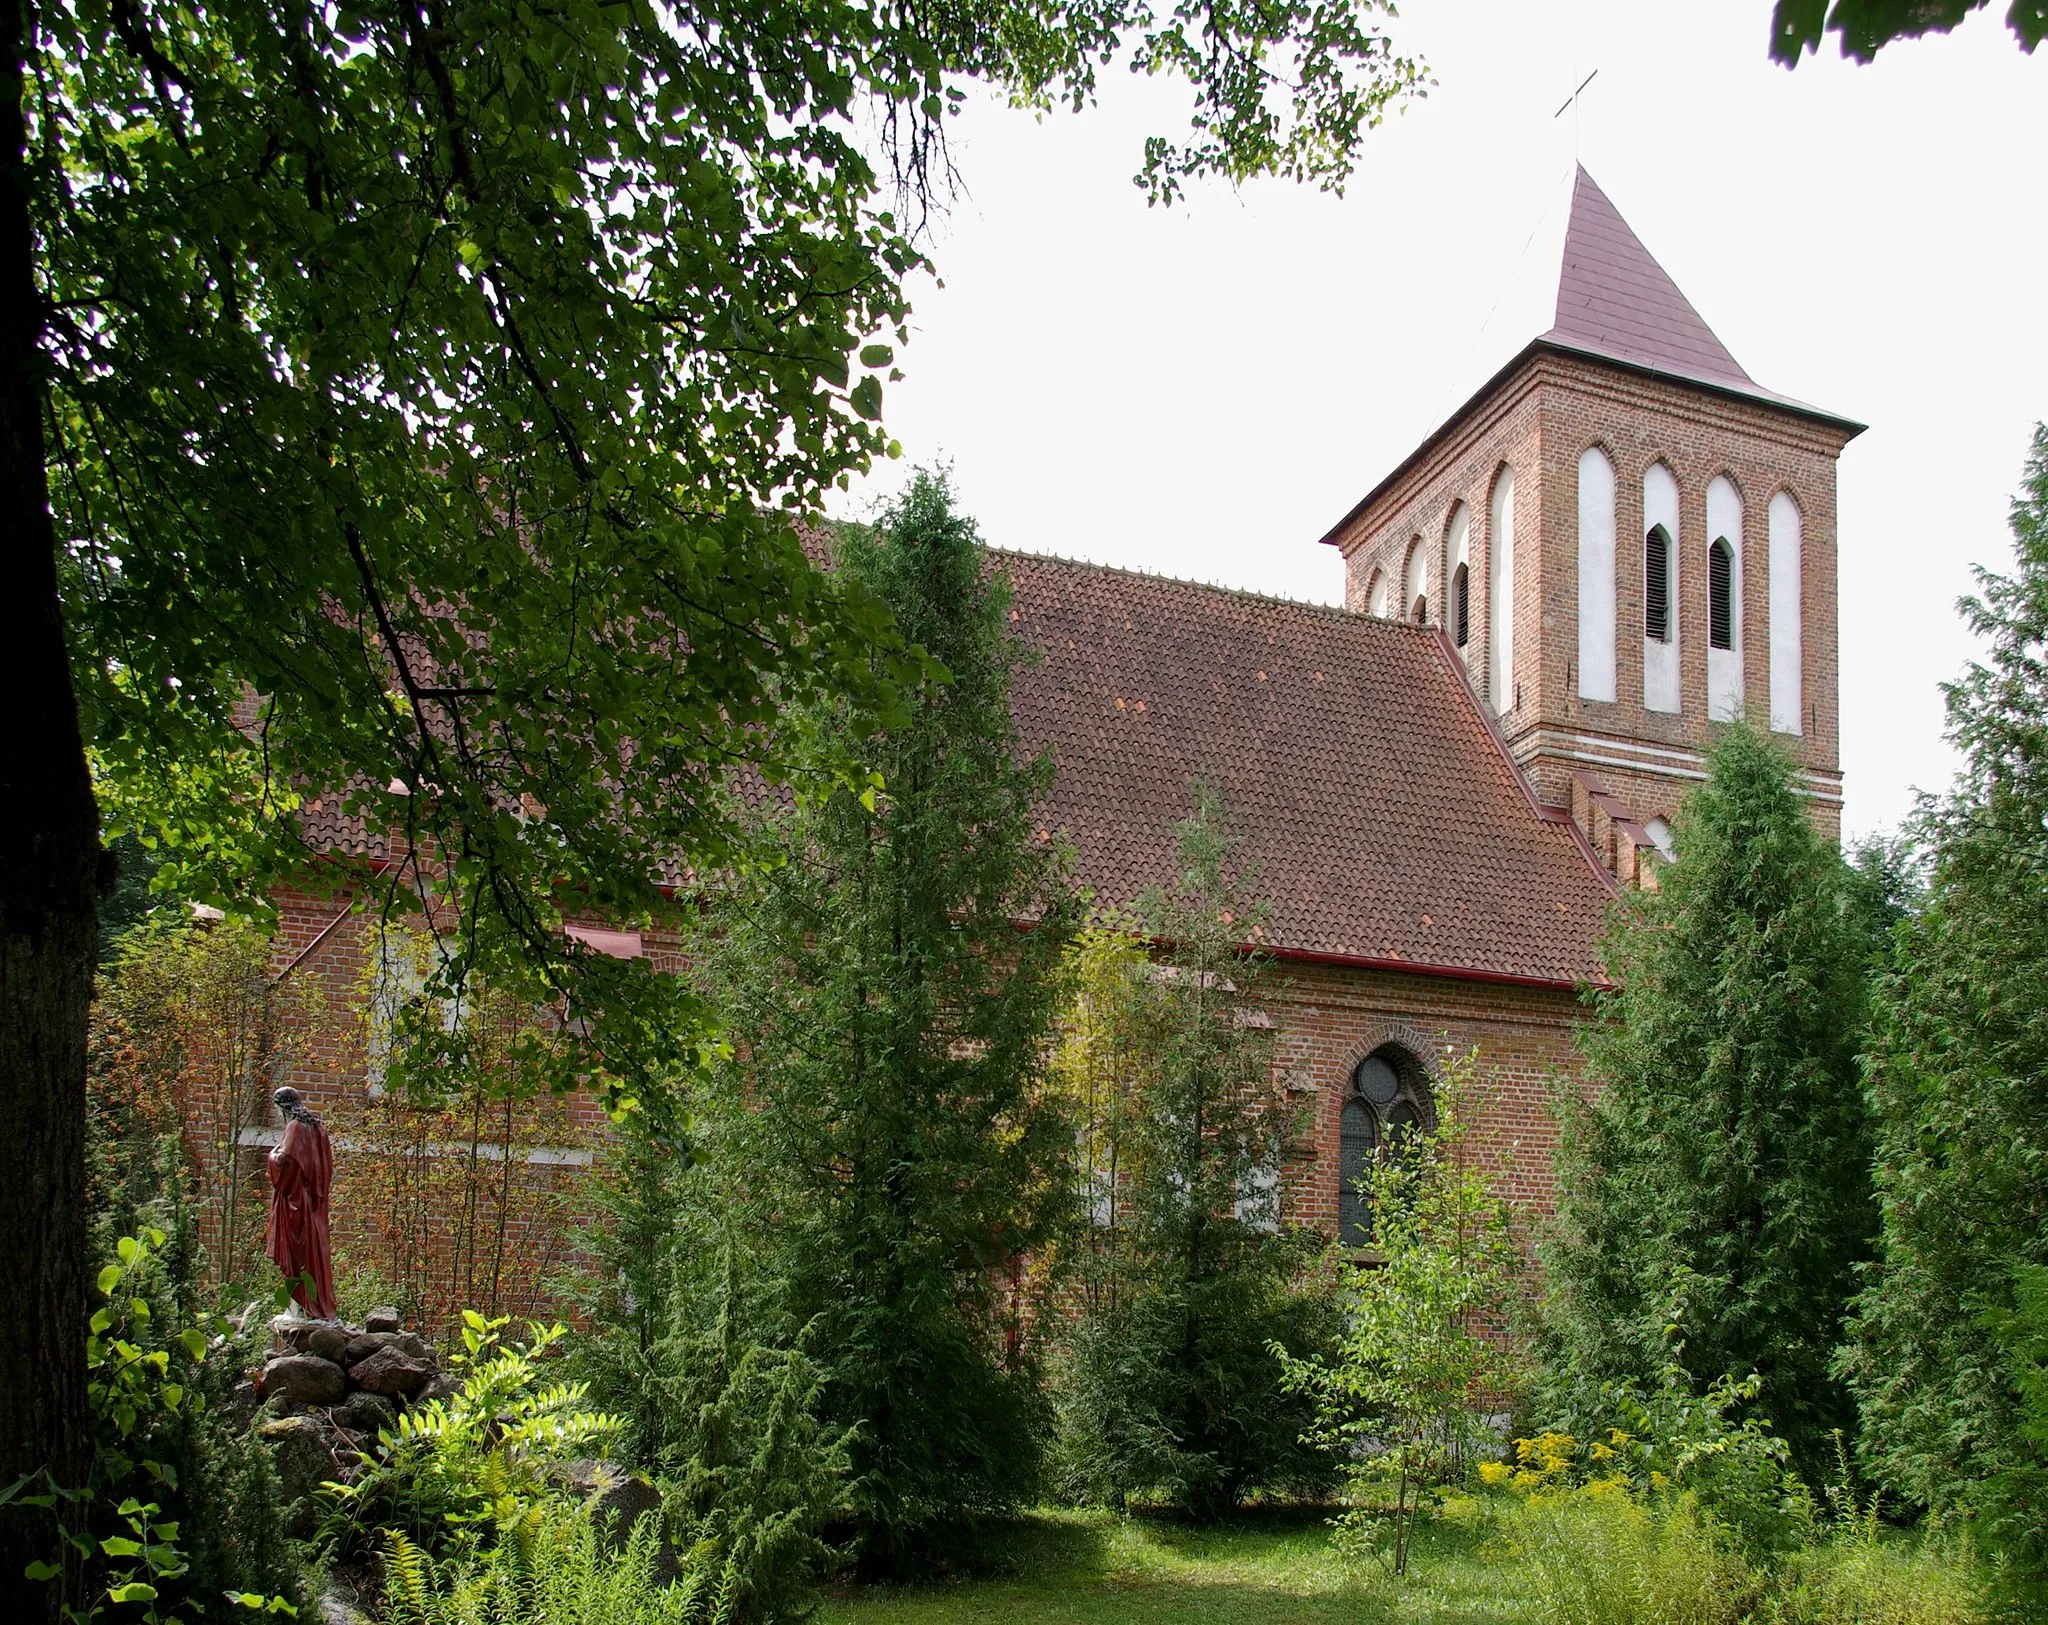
[384,1500,734,1625]
[321,1316,623,1563]
[380,1529,433,1625]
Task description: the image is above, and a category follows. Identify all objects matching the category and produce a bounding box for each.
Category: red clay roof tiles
[1000,551,1613,986]
[291,550,1616,988]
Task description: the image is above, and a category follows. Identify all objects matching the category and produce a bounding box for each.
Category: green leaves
[1843,427,2048,1604]
[689,476,1082,1565]
[1276,1057,1522,1572]
[1540,722,1880,1480]
[1770,0,2045,64]
[43,0,1426,1137]
[1054,790,1337,1518]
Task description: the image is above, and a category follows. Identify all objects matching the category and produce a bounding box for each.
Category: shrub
[3,1220,306,1622]
[322,1314,621,1562]
[378,1501,740,1625]
[573,1135,850,1622]
[1493,1485,1763,1625]
[1772,1533,1985,1625]
[1532,1271,1810,1556]
[1276,1056,1523,1575]
[1051,796,1340,1520]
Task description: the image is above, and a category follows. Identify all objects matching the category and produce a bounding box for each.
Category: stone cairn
[250,1305,462,1535]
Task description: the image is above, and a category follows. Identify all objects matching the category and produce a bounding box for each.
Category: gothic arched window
[1412,595,1428,625]
[1709,538,1735,651]
[1337,1047,1434,1248]
[1645,525,1673,644]
[1452,563,1470,647]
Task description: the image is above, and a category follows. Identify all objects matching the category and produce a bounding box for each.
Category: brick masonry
[1333,350,1852,850]
[244,886,1597,1326]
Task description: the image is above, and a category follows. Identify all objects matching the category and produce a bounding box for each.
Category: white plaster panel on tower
[1488,468,1516,715]
[1368,568,1389,619]
[1706,475,1744,722]
[1403,537,1428,623]
[1447,503,1471,662]
[1769,491,1804,734]
[1577,448,1617,703]
[1643,463,1681,715]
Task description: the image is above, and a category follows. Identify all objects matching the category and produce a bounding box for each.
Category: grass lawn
[816,1507,1535,1624]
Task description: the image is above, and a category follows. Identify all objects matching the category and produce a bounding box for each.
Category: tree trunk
[0,6,99,1620]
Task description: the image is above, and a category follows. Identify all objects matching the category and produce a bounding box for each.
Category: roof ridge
[991,545,1432,633]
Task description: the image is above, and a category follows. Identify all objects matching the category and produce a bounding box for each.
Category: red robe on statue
[265,1115,336,1319]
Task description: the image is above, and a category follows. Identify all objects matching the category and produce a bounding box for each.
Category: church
[262,166,1859,1305]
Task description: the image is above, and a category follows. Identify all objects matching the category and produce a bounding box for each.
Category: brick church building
[258,166,1858,1315]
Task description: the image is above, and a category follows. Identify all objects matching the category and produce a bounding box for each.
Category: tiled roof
[1530,166,1856,429]
[295,780,389,863]
[290,551,1617,987]
[1319,167,1860,549]
[1542,166,1754,393]
[1001,552,1613,986]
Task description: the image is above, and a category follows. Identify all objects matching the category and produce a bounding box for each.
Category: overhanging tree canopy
[1,0,1425,1609]
[1770,0,2044,62]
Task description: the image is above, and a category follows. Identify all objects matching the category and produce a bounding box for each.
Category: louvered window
[1452,563,1470,647]
[1709,539,1734,651]
[1339,1050,1433,1248]
[1645,526,1672,643]
[1412,594,1428,626]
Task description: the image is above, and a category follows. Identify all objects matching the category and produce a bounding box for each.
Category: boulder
[550,1461,673,1580]
[342,1330,433,1368]
[364,1306,402,1333]
[319,1597,373,1625]
[553,1460,658,1526]
[270,1315,349,1356]
[348,1345,434,1396]
[258,1414,354,1536]
[336,1390,397,1439]
[226,1379,264,1431]
[416,1373,463,1406]
[305,1323,353,1364]
[261,1353,347,1408]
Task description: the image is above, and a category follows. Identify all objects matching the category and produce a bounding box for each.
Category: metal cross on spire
[1554,65,1598,158]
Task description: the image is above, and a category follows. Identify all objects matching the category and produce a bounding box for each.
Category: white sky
[828,0,2048,842]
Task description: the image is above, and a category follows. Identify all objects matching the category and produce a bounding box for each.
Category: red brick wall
[256,885,618,1332]
[231,892,1595,1325]
[1267,958,1586,1240]
[1334,353,1850,847]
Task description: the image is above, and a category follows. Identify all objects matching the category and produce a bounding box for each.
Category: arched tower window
[1644,527,1673,642]
[1337,1047,1435,1248]
[1708,540,1734,649]
[1488,468,1516,714]
[1643,463,1681,714]
[1446,503,1471,658]
[1403,537,1428,626]
[1769,491,1804,735]
[1367,568,1389,620]
[1578,447,1617,702]
[1706,475,1744,722]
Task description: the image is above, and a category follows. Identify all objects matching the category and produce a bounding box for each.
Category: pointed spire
[1542,166,1753,391]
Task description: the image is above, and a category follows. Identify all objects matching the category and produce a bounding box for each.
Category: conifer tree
[1537,721,1879,1476]
[1052,787,1338,1519]
[689,472,1081,1574]
[1842,427,2048,1574]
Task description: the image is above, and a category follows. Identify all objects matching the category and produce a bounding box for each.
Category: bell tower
[1321,167,1862,882]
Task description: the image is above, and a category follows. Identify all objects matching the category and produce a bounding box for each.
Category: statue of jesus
[264,1087,336,1320]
